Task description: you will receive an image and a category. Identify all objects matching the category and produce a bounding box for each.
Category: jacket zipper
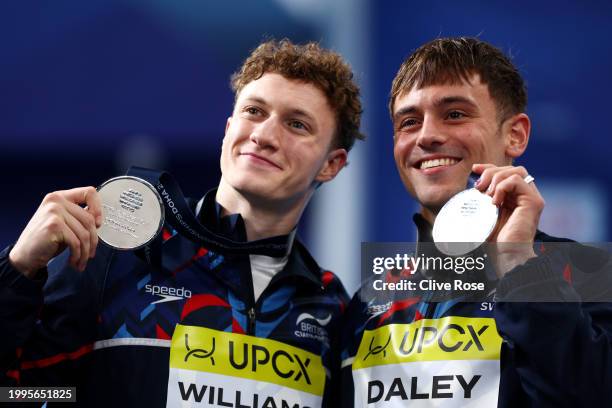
[245,277,286,336]
[247,307,256,334]
[246,279,279,335]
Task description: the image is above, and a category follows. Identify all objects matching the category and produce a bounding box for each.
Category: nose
[416,116,448,149]
[249,117,281,150]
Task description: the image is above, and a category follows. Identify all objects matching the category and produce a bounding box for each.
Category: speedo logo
[145,284,192,304]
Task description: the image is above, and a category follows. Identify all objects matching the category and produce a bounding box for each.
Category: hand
[9,187,103,278]
[473,164,545,276]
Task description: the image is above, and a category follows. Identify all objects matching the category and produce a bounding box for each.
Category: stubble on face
[392,75,510,221]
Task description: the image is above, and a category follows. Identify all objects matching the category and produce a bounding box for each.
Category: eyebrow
[393,95,479,122]
[433,95,478,110]
[242,97,317,124]
[288,108,317,124]
[242,96,269,107]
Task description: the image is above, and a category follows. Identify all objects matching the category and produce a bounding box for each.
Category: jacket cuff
[0,245,48,291]
[496,254,578,301]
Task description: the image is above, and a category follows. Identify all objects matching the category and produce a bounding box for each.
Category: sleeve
[0,246,47,369]
[494,244,612,407]
[1,245,110,389]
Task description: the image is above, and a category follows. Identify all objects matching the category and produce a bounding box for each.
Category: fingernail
[96,215,103,226]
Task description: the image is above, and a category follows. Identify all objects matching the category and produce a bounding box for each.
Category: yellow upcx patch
[353,317,502,369]
[169,324,325,396]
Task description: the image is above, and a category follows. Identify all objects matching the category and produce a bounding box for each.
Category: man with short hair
[0,39,363,407]
[341,37,612,407]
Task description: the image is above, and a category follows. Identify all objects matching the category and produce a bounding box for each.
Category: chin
[418,189,457,211]
[235,179,273,196]
[244,181,289,202]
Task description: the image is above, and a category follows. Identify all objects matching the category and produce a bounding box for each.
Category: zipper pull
[248,307,256,334]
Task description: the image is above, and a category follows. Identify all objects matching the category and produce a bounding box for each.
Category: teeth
[420,157,458,170]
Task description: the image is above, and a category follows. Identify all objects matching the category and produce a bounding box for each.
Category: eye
[447,110,466,120]
[398,118,420,130]
[244,106,262,116]
[288,120,308,131]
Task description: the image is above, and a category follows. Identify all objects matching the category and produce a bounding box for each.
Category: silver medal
[433,187,498,256]
[96,176,164,250]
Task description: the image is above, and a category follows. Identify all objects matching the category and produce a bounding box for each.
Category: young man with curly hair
[1,39,364,407]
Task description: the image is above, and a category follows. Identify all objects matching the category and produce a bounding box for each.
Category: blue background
[2,1,610,293]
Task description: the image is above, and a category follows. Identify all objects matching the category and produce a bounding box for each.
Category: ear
[315,148,348,183]
[504,113,531,159]
[224,116,232,136]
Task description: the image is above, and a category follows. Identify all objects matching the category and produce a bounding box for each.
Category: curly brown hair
[231,39,364,151]
[389,37,527,123]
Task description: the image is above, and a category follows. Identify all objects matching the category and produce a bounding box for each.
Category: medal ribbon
[126,166,290,263]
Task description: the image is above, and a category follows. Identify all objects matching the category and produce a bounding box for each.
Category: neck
[420,206,438,226]
[215,177,312,241]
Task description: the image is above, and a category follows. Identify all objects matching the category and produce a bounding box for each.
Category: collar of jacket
[194,188,323,289]
[413,213,434,243]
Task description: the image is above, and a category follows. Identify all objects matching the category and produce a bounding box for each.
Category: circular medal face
[433,188,498,256]
[96,176,164,250]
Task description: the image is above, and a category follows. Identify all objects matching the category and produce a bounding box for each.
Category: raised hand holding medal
[433,163,544,272]
[471,163,544,276]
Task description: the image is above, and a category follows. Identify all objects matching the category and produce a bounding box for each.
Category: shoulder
[536,230,609,272]
[292,239,350,305]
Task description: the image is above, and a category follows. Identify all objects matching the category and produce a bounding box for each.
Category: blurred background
[2,0,611,295]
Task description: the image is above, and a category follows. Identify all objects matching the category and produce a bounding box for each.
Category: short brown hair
[231,39,364,151]
[389,37,527,122]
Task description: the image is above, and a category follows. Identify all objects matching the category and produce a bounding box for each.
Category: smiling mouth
[241,153,282,170]
[417,157,460,170]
